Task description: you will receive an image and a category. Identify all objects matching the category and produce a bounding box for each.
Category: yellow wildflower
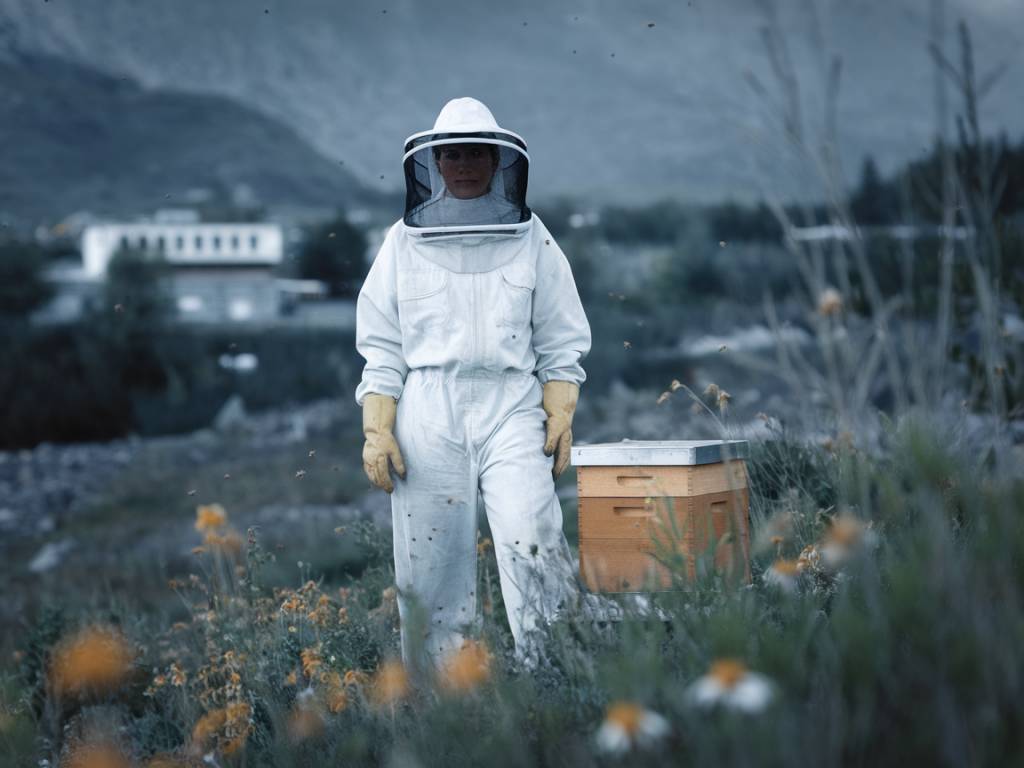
[64,741,133,768]
[204,530,244,558]
[301,646,323,678]
[222,701,252,755]
[169,662,187,687]
[344,669,369,688]
[369,659,409,708]
[194,504,227,532]
[286,706,325,743]
[190,708,227,752]
[144,753,191,768]
[439,640,492,693]
[49,625,135,697]
[280,595,304,614]
[321,670,349,713]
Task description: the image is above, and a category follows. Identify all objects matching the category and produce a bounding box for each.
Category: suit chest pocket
[498,263,535,330]
[398,269,449,333]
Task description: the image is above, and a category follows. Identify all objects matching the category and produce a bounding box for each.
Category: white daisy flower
[820,515,879,570]
[685,658,776,714]
[595,701,670,755]
[763,559,800,593]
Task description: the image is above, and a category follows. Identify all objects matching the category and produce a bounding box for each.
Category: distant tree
[296,213,368,298]
[598,200,689,244]
[850,156,895,225]
[97,247,175,331]
[90,247,174,394]
[708,201,783,242]
[0,240,55,321]
[533,198,577,240]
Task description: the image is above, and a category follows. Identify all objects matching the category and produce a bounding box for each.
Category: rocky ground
[0,397,369,547]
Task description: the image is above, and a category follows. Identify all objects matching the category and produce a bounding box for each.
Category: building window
[213,236,221,251]
[176,236,184,250]
[157,236,166,251]
[194,235,203,250]
[228,298,253,321]
[119,235,129,250]
[250,234,259,250]
[178,295,204,313]
[231,235,239,250]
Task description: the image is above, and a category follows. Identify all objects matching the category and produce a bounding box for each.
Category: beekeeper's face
[436,143,499,199]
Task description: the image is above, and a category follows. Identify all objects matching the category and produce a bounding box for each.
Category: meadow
[2,16,1022,768]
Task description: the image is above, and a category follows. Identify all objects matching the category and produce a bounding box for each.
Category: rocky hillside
[0,47,383,228]
[3,0,1022,207]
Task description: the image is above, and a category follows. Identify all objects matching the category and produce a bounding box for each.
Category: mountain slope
[0,48,378,228]
[1,0,1022,208]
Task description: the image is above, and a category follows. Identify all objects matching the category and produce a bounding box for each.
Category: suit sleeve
[354,226,408,407]
[530,222,592,387]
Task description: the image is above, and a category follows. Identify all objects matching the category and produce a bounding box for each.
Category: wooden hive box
[571,440,751,593]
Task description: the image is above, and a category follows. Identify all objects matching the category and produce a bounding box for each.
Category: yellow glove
[362,393,406,493]
[542,380,579,480]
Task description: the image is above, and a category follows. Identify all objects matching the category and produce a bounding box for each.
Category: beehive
[571,440,751,592]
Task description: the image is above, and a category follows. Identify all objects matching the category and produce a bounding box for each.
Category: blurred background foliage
[2,130,1023,449]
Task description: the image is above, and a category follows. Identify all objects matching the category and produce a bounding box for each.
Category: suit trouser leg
[478,397,579,660]
[390,376,479,672]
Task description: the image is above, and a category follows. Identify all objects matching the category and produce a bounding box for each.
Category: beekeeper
[354,97,591,671]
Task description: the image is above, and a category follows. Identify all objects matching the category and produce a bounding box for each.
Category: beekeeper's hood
[402,97,532,237]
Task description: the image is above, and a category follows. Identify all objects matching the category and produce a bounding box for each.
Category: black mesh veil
[402,131,532,234]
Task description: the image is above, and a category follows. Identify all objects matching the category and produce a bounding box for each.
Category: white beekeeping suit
[354,97,592,671]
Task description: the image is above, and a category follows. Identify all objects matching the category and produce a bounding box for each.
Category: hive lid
[570,439,749,466]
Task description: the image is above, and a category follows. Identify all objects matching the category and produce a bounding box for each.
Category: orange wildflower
[49,625,135,697]
[343,669,369,688]
[286,706,325,743]
[320,670,349,713]
[203,530,244,558]
[190,702,252,757]
[369,659,409,708]
[708,658,747,688]
[194,504,227,532]
[144,753,191,768]
[301,646,323,678]
[64,740,133,768]
[439,640,492,693]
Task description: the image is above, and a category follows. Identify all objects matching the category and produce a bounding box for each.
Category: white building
[82,218,283,277]
[79,213,286,323]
